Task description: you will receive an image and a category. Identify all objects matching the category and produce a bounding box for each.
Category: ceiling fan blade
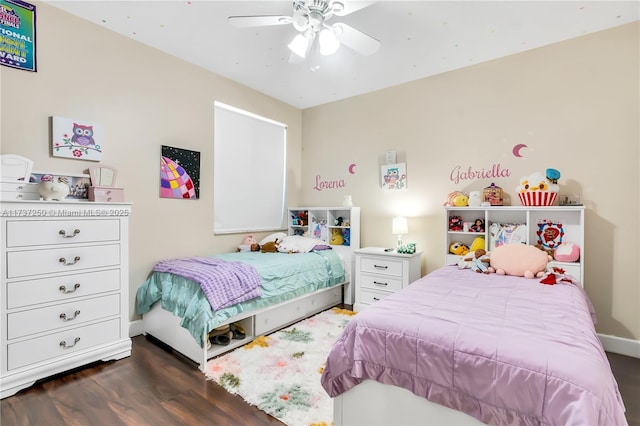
[331,1,374,16]
[288,52,305,64]
[333,23,380,56]
[228,15,292,28]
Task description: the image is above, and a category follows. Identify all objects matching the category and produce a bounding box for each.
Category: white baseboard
[598,333,640,358]
[129,319,144,337]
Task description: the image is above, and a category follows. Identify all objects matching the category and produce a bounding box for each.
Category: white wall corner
[598,333,640,358]
[129,319,144,337]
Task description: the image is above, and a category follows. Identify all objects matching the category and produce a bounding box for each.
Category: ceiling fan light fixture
[288,33,310,59]
[319,28,340,56]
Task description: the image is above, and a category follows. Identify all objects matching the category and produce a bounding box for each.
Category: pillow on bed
[259,232,287,246]
[277,235,328,253]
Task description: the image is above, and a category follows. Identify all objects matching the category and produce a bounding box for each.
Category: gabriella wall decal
[449,163,511,185]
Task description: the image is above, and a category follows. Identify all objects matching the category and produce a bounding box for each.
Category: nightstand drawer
[359,288,393,305]
[360,257,403,277]
[359,273,403,292]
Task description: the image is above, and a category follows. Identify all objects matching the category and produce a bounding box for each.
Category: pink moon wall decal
[348,163,357,174]
[512,144,527,157]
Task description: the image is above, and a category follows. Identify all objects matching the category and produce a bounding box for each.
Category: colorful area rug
[205,307,356,426]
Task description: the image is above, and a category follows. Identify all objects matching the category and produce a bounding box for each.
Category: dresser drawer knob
[59,256,81,266]
[373,281,388,286]
[59,337,81,349]
[374,264,388,270]
[59,229,81,238]
[60,310,81,321]
[59,283,81,294]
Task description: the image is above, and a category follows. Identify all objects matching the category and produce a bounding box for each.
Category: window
[213,102,287,234]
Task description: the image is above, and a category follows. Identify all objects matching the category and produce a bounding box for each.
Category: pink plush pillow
[490,244,551,279]
[554,243,580,262]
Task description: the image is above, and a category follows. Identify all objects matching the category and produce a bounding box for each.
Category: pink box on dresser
[89,187,124,202]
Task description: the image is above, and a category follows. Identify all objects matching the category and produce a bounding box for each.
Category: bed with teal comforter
[136,250,345,347]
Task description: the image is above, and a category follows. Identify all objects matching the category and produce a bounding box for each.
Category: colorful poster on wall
[51,116,103,161]
[160,145,200,199]
[0,0,36,72]
[381,162,407,190]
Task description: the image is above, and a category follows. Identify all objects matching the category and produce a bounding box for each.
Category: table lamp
[392,216,408,248]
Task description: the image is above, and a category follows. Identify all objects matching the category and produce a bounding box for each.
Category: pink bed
[321,266,627,425]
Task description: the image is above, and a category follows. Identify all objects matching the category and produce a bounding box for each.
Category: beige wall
[1,4,638,342]
[302,22,639,341]
[0,4,303,321]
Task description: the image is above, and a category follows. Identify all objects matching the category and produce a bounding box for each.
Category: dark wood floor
[2,336,638,426]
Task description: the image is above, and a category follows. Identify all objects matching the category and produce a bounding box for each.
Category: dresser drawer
[0,191,40,201]
[7,318,121,371]
[6,269,120,309]
[0,182,39,193]
[89,187,125,202]
[359,273,403,292]
[6,244,120,278]
[360,257,404,277]
[358,288,393,305]
[7,294,120,339]
[6,219,120,247]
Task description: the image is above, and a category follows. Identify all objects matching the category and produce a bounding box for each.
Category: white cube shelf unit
[288,207,360,304]
[445,206,585,286]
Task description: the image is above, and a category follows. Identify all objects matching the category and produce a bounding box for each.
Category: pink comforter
[321,266,627,426]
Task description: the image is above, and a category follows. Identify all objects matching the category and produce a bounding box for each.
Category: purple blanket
[321,266,627,426]
[152,256,262,310]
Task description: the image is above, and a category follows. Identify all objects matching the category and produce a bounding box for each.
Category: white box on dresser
[354,247,422,312]
[0,200,132,398]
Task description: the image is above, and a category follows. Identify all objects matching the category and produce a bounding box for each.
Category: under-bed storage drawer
[7,318,121,370]
[254,286,343,335]
[255,299,307,335]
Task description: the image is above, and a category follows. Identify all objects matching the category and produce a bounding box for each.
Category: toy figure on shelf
[470,218,485,233]
[449,215,463,231]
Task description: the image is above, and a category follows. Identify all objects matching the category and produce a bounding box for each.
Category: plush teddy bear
[489,244,552,278]
[261,239,280,253]
[237,235,260,252]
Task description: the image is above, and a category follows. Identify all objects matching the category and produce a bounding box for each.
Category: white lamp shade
[392,216,408,235]
[288,33,310,58]
[319,28,340,56]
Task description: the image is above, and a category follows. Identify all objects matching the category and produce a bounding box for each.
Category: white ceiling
[46,1,639,109]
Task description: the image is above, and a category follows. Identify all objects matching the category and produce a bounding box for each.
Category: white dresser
[0,201,132,398]
[353,247,422,312]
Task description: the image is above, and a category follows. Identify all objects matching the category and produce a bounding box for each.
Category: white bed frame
[333,380,485,425]
[142,283,344,370]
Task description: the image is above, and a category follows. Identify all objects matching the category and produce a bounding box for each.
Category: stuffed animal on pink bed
[489,244,552,278]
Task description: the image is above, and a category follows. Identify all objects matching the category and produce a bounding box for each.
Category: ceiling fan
[228,1,381,62]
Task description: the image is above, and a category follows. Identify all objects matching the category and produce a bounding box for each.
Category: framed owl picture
[51,116,103,161]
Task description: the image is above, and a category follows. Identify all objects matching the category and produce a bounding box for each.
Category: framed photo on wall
[381,162,407,190]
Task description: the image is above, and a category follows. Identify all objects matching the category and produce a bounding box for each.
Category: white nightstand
[353,247,423,312]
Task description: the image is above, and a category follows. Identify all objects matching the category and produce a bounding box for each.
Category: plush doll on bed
[470,249,493,274]
[489,243,552,278]
[237,235,260,252]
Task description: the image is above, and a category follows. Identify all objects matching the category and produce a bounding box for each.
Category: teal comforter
[136,250,345,347]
